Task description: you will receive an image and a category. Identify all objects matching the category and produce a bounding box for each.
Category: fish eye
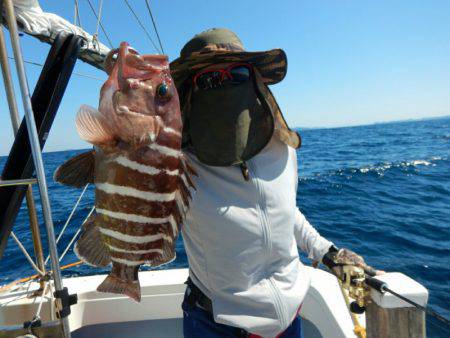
[156,83,169,97]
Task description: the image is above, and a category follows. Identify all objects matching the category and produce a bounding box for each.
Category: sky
[0,0,449,154]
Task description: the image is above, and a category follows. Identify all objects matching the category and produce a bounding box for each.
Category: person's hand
[322,247,385,280]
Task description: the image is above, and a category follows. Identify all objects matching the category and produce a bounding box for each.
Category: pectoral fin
[54,150,95,188]
[76,105,115,145]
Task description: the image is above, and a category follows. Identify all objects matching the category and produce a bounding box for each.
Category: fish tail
[97,273,141,302]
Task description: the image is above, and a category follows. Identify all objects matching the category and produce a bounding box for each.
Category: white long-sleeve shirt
[182,136,333,337]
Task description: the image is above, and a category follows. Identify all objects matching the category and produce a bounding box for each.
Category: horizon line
[0,114,449,157]
[294,113,450,130]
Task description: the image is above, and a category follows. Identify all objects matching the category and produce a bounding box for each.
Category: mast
[2,0,71,336]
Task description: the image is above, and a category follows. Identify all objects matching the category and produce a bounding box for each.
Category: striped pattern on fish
[54,42,195,302]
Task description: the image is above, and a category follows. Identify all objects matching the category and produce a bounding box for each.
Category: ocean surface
[1,117,449,337]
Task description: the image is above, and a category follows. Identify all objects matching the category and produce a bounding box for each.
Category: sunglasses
[192,63,252,90]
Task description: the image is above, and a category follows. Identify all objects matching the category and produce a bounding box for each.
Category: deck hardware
[54,287,78,319]
[23,316,42,331]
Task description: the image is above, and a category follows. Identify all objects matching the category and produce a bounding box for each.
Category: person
[170,28,379,338]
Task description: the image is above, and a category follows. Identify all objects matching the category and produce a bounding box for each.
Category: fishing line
[144,0,165,54]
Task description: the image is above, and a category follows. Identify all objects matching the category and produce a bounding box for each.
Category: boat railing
[0,1,80,336]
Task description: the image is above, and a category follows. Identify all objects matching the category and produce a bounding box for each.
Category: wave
[301,156,446,180]
[358,158,437,174]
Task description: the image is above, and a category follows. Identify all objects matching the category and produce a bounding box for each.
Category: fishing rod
[333,263,450,328]
[365,275,450,326]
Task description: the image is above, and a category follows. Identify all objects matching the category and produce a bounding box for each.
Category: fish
[54,42,195,302]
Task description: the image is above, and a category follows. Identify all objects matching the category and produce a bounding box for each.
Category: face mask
[186,78,274,166]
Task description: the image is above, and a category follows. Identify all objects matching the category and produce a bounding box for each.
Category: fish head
[100,42,180,143]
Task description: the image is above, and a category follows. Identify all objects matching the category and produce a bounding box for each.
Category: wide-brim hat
[170,28,287,88]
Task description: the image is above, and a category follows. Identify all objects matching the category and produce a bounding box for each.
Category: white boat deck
[1,267,361,337]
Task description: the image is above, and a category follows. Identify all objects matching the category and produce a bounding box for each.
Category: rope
[59,207,95,262]
[44,184,89,265]
[11,231,44,276]
[34,281,49,319]
[94,0,104,37]
[0,261,83,293]
[144,0,165,54]
[337,279,366,338]
[123,0,161,53]
[85,0,114,48]
[90,0,104,50]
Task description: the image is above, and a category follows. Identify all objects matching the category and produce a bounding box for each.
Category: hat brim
[169,48,287,87]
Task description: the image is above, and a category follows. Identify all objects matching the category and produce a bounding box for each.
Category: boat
[0,1,435,337]
[1,266,373,338]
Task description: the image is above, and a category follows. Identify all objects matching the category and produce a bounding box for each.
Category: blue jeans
[182,292,303,338]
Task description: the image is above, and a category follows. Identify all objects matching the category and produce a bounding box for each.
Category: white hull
[1,267,360,337]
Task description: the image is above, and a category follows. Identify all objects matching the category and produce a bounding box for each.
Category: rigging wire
[11,231,44,276]
[85,0,114,48]
[44,184,90,266]
[144,0,165,55]
[74,0,83,29]
[123,0,162,54]
[59,207,95,262]
[8,56,104,81]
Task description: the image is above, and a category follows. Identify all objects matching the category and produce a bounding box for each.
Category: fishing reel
[322,247,372,314]
[340,265,370,314]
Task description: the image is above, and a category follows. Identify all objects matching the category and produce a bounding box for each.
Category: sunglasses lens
[196,71,222,90]
[229,66,250,83]
[194,65,251,90]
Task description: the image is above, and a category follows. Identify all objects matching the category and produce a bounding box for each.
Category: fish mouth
[104,42,167,78]
[104,42,170,119]
[118,42,167,85]
[112,77,157,117]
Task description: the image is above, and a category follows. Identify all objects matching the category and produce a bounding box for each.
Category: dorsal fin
[54,150,95,188]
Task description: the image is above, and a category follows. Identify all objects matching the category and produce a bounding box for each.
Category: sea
[1,117,449,337]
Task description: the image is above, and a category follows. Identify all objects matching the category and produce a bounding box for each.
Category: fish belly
[95,150,181,269]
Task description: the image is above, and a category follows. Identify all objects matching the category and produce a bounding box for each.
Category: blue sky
[1,0,449,154]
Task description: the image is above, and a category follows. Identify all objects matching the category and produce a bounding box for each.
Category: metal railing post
[2,0,71,336]
[0,26,46,291]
